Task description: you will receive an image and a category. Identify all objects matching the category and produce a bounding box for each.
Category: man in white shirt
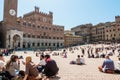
[115,57,120,73]
[80,55,85,64]
[37,55,46,73]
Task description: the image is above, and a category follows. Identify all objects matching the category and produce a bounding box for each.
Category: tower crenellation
[34,6,39,13]
[115,15,120,23]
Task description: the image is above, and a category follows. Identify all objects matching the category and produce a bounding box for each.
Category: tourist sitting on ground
[76,55,81,65]
[0,53,5,72]
[14,70,25,80]
[98,55,115,73]
[6,55,20,79]
[91,53,95,58]
[36,55,46,73]
[80,55,85,64]
[43,55,59,78]
[63,50,67,58]
[114,57,120,74]
[23,56,40,80]
[95,53,99,58]
[108,52,113,56]
[17,55,23,59]
[117,49,120,57]
[52,52,59,56]
[36,52,39,57]
[100,53,106,58]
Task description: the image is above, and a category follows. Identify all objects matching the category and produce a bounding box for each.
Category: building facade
[104,17,120,43]
[0,0,64,49]
[91,23,105,43]
[64,31,82,47]
[71,24,92,43]
[71,16,120,44]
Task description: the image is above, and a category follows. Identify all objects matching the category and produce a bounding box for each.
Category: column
[20,39,23,48]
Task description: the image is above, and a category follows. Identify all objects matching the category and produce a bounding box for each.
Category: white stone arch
[6,30,23,48]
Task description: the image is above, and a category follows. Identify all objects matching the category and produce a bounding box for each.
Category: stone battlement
[23,6,53,17]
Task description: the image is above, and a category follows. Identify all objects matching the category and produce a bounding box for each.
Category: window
[23,22,26,26]
[49,43,51,46]
[53,37,55,39]
[37,26,40,28]
[28,23,31,27]
[32,43,35,46]
[17,21,20,24]
[33,24,35,28]
[45,36,48,39]
[32,35,35,38]
[61,37,63,39]
[38,18,40,21]
[28,35,31,38]
[57,37,59,39]
[41,36,44,39]
[61,43,63,46]
[45,43,47,46]
[53,43,55,46]
[37,36,40,38]
[46,27,48,30]
[49,20,51,23]
[37,43,40,46]
[41,43,44,46]
[23,34,26,37]
[44,32,46,35]
[42,27,44,29]
[53,28,55,31]
[114,34,116,36]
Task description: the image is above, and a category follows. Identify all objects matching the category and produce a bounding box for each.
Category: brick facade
[0,0,64,49]
[71,16,120,44]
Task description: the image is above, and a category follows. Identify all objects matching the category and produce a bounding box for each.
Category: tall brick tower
[0,0,19,48]
[3,0,18,23]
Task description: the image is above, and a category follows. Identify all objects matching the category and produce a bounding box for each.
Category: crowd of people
[0,44,120,80]
[70,44,120,74]
[0,50,59,80]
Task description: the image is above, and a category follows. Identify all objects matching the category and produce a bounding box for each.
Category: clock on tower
[3,0,18,22]
[9,9,16,16]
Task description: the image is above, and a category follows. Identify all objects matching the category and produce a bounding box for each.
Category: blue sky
[0,0,120,30]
